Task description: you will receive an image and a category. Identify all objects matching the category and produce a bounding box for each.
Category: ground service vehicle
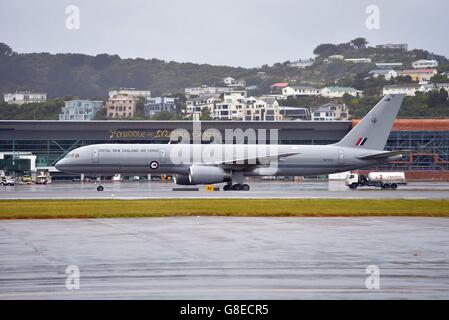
[36,176,48,184]
[0,176,15,186]
[346,172,406,190]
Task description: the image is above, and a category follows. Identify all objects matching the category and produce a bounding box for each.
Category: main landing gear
[97,185,104,192]
[223,183,250,191]
[223,171,250,191]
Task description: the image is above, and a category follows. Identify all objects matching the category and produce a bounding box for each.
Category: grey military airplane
[55,94,408,191]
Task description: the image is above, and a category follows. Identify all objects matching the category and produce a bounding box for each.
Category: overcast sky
[1,0,448,67]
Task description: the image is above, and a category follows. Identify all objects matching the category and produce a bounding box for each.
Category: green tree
[200,107,211,120]
[313,43,339,57]
[350,38,368,49]
[0,43,13,56]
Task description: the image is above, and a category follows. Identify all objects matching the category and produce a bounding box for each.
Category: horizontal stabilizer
[357,150,411,160]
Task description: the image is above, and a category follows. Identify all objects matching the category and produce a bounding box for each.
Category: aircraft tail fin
[335,94,404,150]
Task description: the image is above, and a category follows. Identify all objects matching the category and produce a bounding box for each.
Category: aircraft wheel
[232,184,242,191]
[97,185,104,192]
[242,184,250,191]
[223,184,231,191]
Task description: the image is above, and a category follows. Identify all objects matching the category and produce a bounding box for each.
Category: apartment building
[312,103,349,121]
[59,100,103,121]
[105,95,138,119]
[108,88,151,99]
[144,97,177,117]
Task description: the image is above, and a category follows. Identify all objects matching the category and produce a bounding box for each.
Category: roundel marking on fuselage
[150,161,159,170]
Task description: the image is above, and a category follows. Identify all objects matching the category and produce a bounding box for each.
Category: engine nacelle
[188,165,230,185]
[174,174,193,185]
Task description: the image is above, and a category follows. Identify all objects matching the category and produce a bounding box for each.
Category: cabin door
[92,149,100,163]
[338,149,344,164]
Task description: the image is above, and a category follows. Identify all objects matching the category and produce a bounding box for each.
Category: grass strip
[1,199,449,219]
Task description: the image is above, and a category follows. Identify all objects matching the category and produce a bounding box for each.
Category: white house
[312,103,349,121]
[108,88,151,99]
[375,62,403,69]
[345,58,372,64]
[412,60,439,69]
[224,77,245,87]
[185,86,233,97]
[320,87,360,98]
[3,91,47,105]
[368,69,398,80]
[383,84,420,96]
[282,86,320,97]
[328,55,344,61]
[289,59,314,69]
[376,43,408,51]
[419,83,449,93]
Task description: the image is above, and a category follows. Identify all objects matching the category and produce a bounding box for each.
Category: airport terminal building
[1,119,448,179]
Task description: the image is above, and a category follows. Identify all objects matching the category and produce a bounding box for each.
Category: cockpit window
[65,153,80,159]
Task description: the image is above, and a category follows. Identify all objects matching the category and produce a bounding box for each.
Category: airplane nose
[55,159,66,171]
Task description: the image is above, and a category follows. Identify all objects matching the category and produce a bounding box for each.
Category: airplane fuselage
[55,143,396,177]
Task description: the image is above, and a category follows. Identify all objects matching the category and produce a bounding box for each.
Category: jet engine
[173,174,193,185]
[188,165,230,185]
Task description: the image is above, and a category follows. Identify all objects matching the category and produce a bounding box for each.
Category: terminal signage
[109,129,172,140]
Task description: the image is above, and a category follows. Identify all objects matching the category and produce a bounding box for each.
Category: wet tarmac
[0,217,448,299]
[1,181,449,199]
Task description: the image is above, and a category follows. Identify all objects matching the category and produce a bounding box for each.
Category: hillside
[1,39,448,120]
[0,43,258,98]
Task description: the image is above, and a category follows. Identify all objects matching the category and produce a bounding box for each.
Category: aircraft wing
[357,150,411,160]
[203,151,299,166]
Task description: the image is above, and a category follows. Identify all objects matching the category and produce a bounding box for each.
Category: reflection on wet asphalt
[0,217,448,299]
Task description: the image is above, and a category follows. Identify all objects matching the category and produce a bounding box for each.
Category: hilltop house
[224,77,245,87]
[185,86,233,97]
[320,86,361,98]
[398,69,438,83]
[282,86,320,97]
[412,60,439,69]
[289,59,314,69]
[108,88,151,99]
[369,69,398,81]
[382,84,420,96]
[3,91,47,105]
[345,58,372,64]
[375,62,403,69]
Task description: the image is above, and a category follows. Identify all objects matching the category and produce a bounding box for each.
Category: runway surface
[2,181,449,199]
[0,217,448,299]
